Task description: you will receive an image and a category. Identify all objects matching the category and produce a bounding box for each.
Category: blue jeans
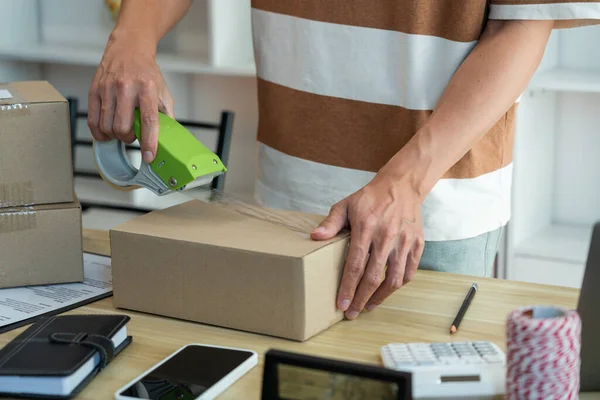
[418,228,503,278]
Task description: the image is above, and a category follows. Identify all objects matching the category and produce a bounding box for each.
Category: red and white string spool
[506,306,582,400]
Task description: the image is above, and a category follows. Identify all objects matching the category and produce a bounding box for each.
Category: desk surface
[0,229,595,399]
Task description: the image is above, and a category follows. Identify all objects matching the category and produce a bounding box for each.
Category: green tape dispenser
[93,110,227,196]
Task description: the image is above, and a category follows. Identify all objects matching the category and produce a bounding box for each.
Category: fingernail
[346,310,359,320]
[366,304,378,312]
[339,299,351,311]
[312,227,325,235]
[143,151,154,163]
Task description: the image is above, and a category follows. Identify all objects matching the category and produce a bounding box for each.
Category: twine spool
[506,306,581,400]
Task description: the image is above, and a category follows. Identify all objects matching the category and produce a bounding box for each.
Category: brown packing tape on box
[0,206,36,234]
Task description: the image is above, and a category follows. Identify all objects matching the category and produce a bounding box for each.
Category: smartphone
[114,343,258,400]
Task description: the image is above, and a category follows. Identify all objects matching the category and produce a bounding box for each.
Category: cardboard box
[0,200,83,288]
[111,199,350,341]
[0,81,74,208]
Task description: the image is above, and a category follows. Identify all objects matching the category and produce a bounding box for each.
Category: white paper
[0,253,112,327]
[0,89,13,100]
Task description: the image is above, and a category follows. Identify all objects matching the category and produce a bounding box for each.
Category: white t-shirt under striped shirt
[250,0,600,241]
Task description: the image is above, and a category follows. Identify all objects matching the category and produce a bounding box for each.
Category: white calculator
[380,341,506,399]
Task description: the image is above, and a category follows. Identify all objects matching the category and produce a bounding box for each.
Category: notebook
[0,314,132,398]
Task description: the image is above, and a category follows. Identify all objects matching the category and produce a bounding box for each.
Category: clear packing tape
[0,182,34,209]
[184,187,337,237]
[1,83,33,208]
[0,206,36,234]
[0,83,30,115]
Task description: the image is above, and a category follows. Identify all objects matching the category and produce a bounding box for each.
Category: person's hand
[311,175,425,320]
[88,34,174,163]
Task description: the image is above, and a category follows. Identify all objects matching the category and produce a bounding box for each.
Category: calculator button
[462,356,485,364]
[413,352,434,358]
[483,356,504,364]
[395,362,416,368]
[477,346,496,353]
[415,352,435,359]
[439,356,461,363]
[415,356,435,362]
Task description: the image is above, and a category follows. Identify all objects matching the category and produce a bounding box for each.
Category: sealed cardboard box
[0,81,74,208]
[111,199,350,341]
[0,200,83,288]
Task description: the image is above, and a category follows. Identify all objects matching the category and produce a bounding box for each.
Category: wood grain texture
[0,229,595,399]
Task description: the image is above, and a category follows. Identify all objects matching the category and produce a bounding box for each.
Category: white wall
[553,93,600,226]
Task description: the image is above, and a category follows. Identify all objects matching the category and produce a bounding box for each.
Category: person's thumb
[311,202,348,240]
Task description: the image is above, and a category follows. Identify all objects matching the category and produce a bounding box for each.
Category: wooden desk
[0,229,595,399]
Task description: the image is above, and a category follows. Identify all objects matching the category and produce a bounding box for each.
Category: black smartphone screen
[119,345,255,400]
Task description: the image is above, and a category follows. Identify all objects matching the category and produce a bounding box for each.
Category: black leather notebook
[0,314,132,399]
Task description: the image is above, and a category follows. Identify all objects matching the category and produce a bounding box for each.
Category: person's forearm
[379,20,554,200]
[109,0,192,52]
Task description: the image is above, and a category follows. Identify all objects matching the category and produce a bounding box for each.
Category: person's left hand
[311,175,425,320]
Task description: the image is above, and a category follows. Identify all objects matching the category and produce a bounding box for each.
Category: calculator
[380,341,506,399]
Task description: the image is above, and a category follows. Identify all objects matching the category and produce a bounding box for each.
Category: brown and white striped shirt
[250,1,600,241]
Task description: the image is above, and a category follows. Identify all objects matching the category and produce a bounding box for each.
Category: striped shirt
[250,1,600,241]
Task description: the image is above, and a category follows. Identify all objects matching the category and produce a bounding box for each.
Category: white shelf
[514,223,593,264]
[529,68,600,93]
[0,43,256,77]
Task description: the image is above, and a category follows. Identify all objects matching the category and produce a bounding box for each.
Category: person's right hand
[88,35,174,164]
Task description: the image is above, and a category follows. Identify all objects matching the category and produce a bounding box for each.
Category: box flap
[1,81,67,104]
[111,199,346,257]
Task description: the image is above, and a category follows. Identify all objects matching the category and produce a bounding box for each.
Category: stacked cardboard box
[0,81,83,288]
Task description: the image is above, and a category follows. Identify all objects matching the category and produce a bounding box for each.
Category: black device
[261,349,413,400]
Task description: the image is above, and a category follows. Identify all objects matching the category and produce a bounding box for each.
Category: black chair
[67,97,234,213]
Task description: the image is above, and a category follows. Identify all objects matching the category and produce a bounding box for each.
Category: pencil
[450,283,478,334]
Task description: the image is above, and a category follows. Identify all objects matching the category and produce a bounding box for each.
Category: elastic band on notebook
[50,332,116,368]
